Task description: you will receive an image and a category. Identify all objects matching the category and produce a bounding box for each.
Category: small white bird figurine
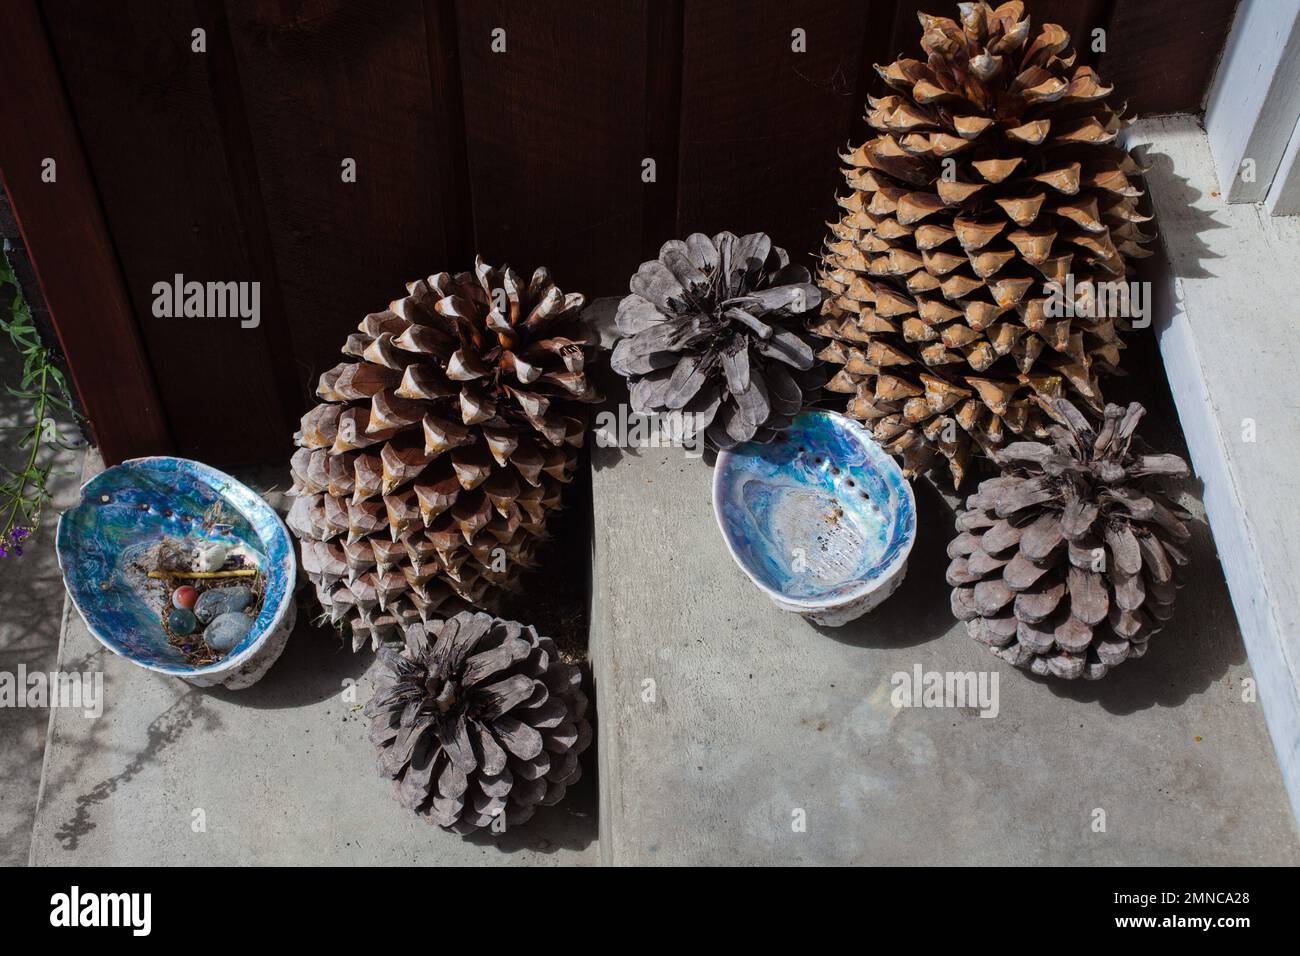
[193,540,232,573]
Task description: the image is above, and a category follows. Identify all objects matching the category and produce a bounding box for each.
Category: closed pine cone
[287,260,600,651]
[365,610,591,832]
[815,1,1153,487]
[948,399,1191,679]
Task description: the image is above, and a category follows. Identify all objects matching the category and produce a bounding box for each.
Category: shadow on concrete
[52,687,220,852]
[206,613,370,710]
[1130,144,1225,281]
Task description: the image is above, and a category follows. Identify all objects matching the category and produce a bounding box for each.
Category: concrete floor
[587,298,1300,866]
[0,322,85,866]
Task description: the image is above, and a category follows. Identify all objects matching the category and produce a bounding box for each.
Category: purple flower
[0,526,32,558]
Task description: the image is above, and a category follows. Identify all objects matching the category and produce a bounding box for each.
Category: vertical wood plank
[641,0,685,262]
[40,0,293,464]
[226,0,454,403]
[0,0,172,465]
[455,1,651,297]
[423,0,476,267]
[1102,0,1241,115]
[676,1,870,268]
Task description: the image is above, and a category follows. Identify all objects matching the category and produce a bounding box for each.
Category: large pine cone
[365,610,591,833]
[610,232,824,450]
[815,1,1153,487]
[287,259,600,650]
[948,399,1191,679]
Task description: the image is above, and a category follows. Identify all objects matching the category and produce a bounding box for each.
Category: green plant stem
[1,362,47,535]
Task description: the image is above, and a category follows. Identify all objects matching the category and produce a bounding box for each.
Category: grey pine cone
[364,610,591,832]
[610,232,824,450]
[947,399,1191,679]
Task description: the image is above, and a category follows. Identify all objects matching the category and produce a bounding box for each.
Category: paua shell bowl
[56,457,296,688]
[713,410,916,627]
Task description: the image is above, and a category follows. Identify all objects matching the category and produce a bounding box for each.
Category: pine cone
[815,1,1154,486]
[286,259,600,650]
[948,399,1191,679]
[610,232,824,450]
[364,610,591,833]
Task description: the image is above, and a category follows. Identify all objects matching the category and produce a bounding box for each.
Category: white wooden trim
[1265,112,1300,215]
[1129,116,1300,829]
[1204,0,1300,203]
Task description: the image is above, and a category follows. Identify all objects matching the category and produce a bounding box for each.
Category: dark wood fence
[0,0,1239,466]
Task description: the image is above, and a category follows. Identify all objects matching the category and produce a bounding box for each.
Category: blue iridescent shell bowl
[713,410,916,627]
[56,457,297,688]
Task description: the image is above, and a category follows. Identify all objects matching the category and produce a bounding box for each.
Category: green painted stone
[167,607,198,636]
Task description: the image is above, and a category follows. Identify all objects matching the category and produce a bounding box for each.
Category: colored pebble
[172,585,199,609]
[167,607,198,636]
[204,611,253,652]
[194,585,255,624]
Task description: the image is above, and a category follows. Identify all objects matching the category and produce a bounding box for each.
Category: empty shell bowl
[713,410,916,626]
[56,457,296,688]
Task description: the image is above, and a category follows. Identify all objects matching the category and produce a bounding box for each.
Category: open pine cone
[287,259,600,650]
[610,232,824,450]
[365,610,591,833]
[815,1,1153,486]
[948,399,1191,679]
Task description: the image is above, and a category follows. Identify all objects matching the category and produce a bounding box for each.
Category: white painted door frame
[1204,0,1300,214]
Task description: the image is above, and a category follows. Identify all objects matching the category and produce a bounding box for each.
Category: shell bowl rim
[55,456,297,678]
[712,409,917,611]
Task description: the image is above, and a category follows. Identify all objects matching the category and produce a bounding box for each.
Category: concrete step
[585,298,1300,866]
[1127,115,1300,828]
